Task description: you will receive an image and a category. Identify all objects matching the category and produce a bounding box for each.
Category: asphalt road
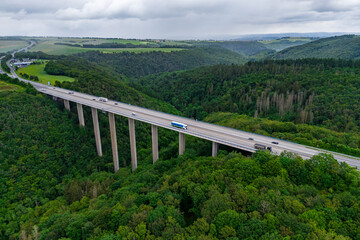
[5,42,360,169]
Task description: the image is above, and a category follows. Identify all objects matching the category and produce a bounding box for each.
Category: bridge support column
[212,142,219,157]
[179,132,185,155]
[152,125,159,163]
[128,118,137,171]
[64,99,70,111]
[76,103,85,127]
[91,108,102,156]
[109,113,119,172]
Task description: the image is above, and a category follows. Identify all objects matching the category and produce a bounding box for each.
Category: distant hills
[231,32,348,41]
[275,35,360,60]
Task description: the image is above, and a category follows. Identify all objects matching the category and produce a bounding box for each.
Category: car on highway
[271,141,279,144]
[68,91,74,94]
[99,97,108,102]
[248,137,254,140]
[114,103,118,105]
[132,112,136,116]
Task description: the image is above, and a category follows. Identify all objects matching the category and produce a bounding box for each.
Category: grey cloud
[0,0,360,39]
[55,0,229,20]
[0,0,88,14]
[311,0,360,12]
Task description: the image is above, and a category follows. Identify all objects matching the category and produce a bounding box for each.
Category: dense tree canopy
[76,47,246,78]
[132,59,360,133]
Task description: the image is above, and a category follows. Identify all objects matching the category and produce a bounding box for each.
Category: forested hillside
[132,59,360,133]
[2,82,359,239]
[0,73,181,239]
[2,40,360,240]
[44,57,179,114]
[76,47,246,78]
[208,41,274,56]
[275,35,360,60]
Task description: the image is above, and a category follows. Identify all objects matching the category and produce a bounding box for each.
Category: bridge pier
[128,118,137,171]
[179,132,185,155]
[76,103,85,127]
[152,125,159,163]
[91,108,102,156]
[212,142,219,157]
[109,112,119,172]
[64,99,70,111]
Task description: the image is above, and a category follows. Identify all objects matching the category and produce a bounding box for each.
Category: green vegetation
[17,63,75,85]
[1,35,360,240]
[0,79,20,92]
[1,54,11,73]
[133,59,360,133]
[101,48,184,54]
[275,35,360,59]
[0,40,28,53]
[1,99,359,239]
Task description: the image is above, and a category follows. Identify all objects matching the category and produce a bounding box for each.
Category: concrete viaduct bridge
[27,82,360,171]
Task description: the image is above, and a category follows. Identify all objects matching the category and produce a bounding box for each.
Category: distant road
[5,41,360,170]
[0,56,4,74]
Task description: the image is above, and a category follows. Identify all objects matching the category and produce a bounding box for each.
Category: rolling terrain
[275,35,360,59]
[1,35,360,239]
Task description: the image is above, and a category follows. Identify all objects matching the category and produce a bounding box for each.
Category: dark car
[271,141,279,144]
[248,138,254,141]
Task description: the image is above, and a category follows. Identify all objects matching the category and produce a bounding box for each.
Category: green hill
[260,37,314,51]
[275,35,360,59]
[76,47,247,78]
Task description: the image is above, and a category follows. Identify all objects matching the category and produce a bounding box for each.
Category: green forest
[275,35,360,60]
[132,59,360,134]
[1,76,359,239]
[1,36,360,239]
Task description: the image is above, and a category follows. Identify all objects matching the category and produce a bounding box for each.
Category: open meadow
[29,38,183,55]
[0,40,29,53]
[17,63,75,85]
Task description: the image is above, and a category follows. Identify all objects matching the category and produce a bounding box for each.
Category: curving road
[4,42,360,169]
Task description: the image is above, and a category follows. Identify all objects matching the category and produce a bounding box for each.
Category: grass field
[259,37,313,44]
[0,40,28,53]
[30,38,184,55]
[101,48,184,53]
[17,63,75,85]
[0,80,20,92]
[29,41,92,55]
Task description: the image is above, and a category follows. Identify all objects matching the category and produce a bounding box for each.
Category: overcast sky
[1,0,359,39]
